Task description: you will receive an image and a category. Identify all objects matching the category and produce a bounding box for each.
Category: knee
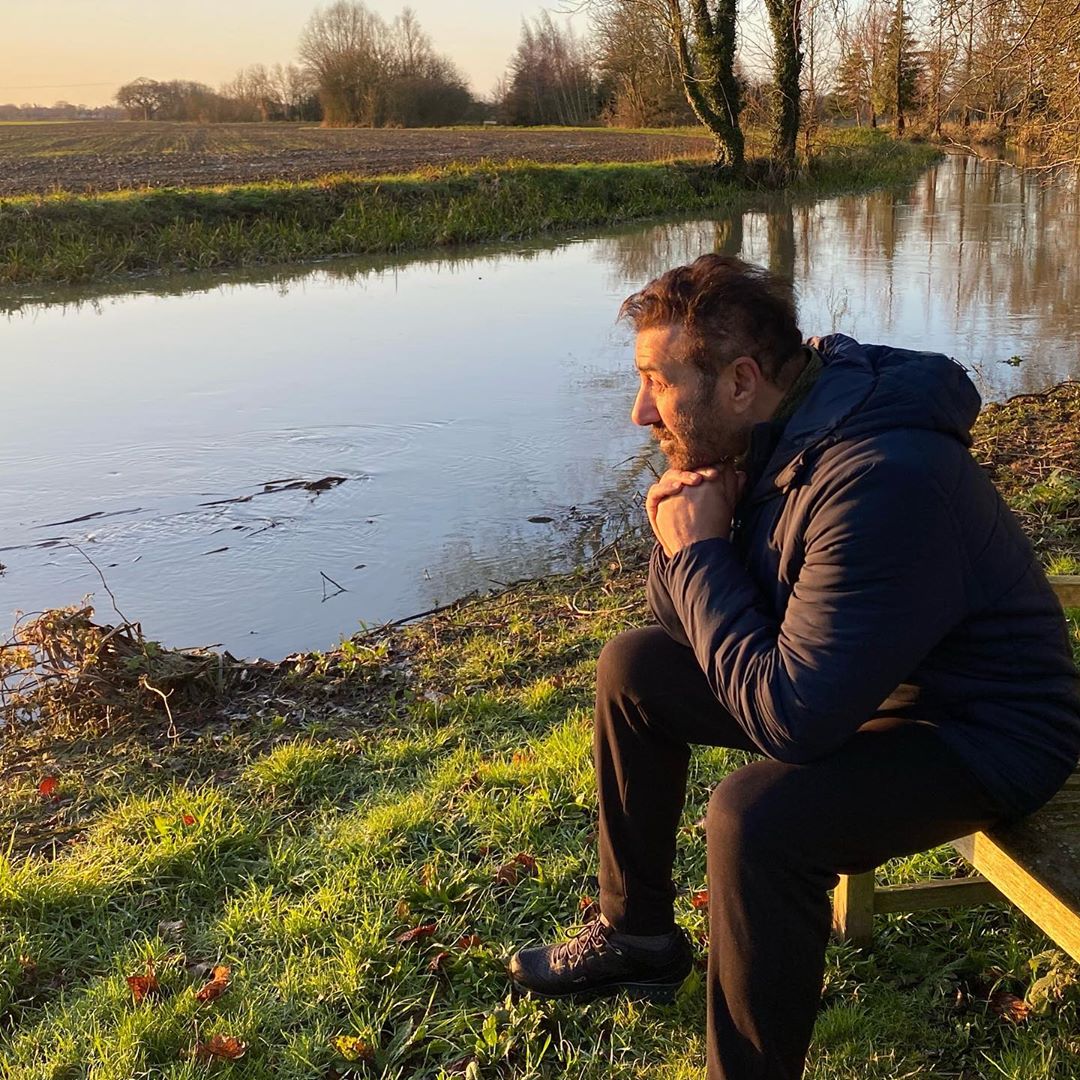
[595,627,666,704]
[706,764,790,863]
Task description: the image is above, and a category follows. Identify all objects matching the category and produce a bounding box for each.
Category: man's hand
[647,465,746,558]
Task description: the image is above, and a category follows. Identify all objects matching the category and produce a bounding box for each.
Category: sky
[0,0,585,107]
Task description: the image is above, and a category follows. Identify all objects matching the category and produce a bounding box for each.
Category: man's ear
[725,356,763,414]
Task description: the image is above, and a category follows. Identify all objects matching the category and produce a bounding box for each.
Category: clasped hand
[646,464,747,559]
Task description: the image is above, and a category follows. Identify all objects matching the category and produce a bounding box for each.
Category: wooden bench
[833,575,1080,960]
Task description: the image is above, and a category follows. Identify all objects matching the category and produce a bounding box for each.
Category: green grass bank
[0,129,941,288]
[1,388,1078,1075]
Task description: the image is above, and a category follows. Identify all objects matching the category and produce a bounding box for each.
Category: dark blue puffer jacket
[648,333,1080,818]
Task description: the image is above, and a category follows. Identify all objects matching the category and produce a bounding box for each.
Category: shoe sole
[510,976,686,1005]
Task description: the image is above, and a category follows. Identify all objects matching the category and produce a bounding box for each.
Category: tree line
[103,0,1076,171]
[114,3,475,128]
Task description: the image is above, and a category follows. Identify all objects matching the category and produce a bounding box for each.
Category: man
[508,254,1080,1079]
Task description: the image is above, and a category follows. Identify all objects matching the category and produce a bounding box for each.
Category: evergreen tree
[877,0,922,132]
[835,44,871,125]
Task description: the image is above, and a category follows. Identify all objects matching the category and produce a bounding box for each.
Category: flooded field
[2,153,1077,658]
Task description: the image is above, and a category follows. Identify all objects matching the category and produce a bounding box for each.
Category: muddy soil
[0,122,714,195]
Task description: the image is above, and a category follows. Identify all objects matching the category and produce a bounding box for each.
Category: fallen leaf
[396,922,437,944]
[456,934,483,949]
[193,1034,247,1062]
[429,950,451,973]
[181,814,196,827]
[495,853,537,886]
[495,861,521,885]
[38,776,59,798]
[578,896,600,921]
[331,1034,375,1061]
[195,965,231,1003]
[989,989,1031,1023]
[690,889,710,910]
[127,973,159,1002]
[127,960,159,1002]
[394,899,411,920]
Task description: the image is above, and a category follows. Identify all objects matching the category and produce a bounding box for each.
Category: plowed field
[0,121,714,195]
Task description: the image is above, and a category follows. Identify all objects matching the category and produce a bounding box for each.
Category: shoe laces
[558,917,619,966]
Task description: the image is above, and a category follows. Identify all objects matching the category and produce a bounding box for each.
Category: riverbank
[1,386,1077,1076]
[0,128,941,287]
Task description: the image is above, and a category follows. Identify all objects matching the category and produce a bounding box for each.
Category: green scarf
[733,345,824,480]
[771,345,824,428]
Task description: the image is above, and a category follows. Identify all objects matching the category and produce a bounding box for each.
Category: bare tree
[503,13,599,125]
[591,1,692,126]
[299,1,391,125]
[115,78,164,120]
[222,64,282,121]
[270,63,315,121]
[299,1,471,126]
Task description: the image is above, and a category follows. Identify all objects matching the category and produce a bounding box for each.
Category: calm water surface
[2,154,1078,658]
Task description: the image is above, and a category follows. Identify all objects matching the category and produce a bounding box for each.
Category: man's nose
[631,384,659,427]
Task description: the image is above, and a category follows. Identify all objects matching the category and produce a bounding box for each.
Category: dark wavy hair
[618,254,802,384]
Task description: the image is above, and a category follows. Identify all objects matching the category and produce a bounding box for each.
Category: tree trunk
[669,0,744,169]
[765,0,803,179]
[894,0,906,135]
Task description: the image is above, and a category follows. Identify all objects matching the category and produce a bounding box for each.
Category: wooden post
[832,872,876,947]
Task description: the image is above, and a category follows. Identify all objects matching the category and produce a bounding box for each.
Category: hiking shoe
[508,917,693,1002]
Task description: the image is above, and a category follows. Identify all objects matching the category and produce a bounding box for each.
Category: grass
[0,127,941,287]
[1,388,1079,1076]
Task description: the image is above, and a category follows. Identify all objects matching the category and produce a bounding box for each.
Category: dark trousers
[594,627,1008,1080]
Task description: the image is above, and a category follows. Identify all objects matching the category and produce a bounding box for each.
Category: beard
[652,393,746,471]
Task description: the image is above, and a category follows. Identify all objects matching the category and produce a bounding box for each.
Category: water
[2,153,1077,659]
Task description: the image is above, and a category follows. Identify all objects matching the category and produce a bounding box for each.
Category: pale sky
[0,0,586,106]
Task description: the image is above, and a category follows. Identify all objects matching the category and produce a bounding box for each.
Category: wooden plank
[1049,575,1080,608]
[832,872,876,947]
[954,831,1080,963]
[872,875,1003,913]
[951,773,1080,962]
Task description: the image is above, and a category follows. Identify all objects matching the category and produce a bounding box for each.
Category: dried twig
[66,542,131,626]
[320,571,348,602]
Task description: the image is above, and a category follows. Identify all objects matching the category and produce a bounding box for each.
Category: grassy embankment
[1,376,1078,1075]
[0,128,941,287]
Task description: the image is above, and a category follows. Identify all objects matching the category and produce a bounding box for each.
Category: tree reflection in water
[592,154,1080,402]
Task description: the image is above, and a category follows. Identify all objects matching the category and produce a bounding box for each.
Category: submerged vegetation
[1,384,1078,1076]
[0,128,940,288]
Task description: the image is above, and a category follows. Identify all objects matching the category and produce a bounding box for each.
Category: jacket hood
[749,333,982,501]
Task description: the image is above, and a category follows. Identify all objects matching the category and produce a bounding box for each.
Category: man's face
[631,324,747,470]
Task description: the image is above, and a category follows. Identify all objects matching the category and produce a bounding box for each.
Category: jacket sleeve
[646,541,692,647]
[661,457,968,763]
